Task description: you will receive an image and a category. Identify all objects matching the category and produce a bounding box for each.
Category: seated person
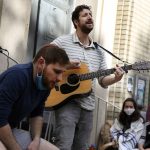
[110,98,144,150]
[138,105,150,150]
[0,44,70,150]
[98,121,117,150]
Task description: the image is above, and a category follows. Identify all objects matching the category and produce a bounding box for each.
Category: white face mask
[124,108,135,115]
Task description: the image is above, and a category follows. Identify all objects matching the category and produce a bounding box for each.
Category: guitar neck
[79,65,132,81]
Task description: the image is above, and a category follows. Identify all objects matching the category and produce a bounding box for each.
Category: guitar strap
[93,42,127,63]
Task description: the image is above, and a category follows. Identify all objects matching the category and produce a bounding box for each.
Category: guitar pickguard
[60,83,80,94]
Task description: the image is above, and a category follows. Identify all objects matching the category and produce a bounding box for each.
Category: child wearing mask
[110,98,144,150]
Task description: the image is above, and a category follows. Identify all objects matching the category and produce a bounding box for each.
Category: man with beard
[0,44,70,150]
[51,5,124,150]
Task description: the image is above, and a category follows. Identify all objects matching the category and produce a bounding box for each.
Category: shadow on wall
[29,0,73,57]
[0,0,32,71]
[0,0,3,26]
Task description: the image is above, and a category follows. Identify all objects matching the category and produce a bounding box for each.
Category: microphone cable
[0,47,18,69]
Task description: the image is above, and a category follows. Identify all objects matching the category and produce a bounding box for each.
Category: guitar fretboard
[79,65,132,81]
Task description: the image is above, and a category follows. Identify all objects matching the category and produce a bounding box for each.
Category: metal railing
[95,95,121,123]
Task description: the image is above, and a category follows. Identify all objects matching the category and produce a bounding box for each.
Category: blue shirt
[0,63,50,128]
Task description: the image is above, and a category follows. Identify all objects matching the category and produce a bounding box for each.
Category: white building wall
[0,0,32,73]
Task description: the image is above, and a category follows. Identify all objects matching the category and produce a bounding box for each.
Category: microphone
[93,42,98,49]
[93,42,128,64]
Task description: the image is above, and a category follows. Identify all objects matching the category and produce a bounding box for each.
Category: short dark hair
[72,4,91,29]
[33,44,69,65]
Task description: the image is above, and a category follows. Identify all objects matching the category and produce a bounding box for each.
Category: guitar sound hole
[67,74,79,85]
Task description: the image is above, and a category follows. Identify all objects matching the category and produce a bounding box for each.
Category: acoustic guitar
[45,61,150,108]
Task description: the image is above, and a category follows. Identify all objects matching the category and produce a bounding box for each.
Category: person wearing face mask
[0,44,70,150]
[110,98,144,150]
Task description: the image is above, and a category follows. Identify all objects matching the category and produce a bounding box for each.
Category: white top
[110,118,144,150]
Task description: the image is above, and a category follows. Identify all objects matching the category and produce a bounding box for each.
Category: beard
[42,69,51,89]
[80,23,93,34]
[81,25,93,34]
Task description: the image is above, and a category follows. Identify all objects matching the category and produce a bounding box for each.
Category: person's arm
[66,60,81,70]
[100,141,116,150]
[99,65,124,87]
[138,121,147,150]
[138,144,145,150]
[0,124,21,150]
[0,70,27,150]
[27,116,43,149]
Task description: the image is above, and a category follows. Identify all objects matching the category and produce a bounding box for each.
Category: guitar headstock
[132,61,150,71]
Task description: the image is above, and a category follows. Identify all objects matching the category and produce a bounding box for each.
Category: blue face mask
[35,74,48,90]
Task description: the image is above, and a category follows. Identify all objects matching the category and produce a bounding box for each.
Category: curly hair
[72,4,91,29]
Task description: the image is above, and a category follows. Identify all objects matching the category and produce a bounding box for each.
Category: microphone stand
[93,42,129,64]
